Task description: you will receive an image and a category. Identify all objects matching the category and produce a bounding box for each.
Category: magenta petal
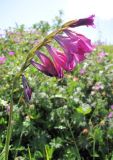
[74,53,86,62]
[54,34,78,66]
[55,29,94,63]
[36,50,53,67]
[31,51,63,78]
[46,44,76,71]
[36,50,64,78]
[69,15,95,28]
[30,59,58,77]
[54,34,74,53]
[64,29,94,53]
[46,45,66,69]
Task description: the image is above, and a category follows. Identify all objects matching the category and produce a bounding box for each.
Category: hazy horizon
[0,0,113,44]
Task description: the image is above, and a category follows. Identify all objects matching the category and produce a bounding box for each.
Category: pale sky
[66,0,113,20]
[0,0,113,44]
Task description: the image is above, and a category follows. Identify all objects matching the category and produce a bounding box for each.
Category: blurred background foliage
[0,11,113,160]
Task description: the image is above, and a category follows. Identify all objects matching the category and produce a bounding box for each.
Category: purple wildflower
[79,68,86,75]
[108,112,113,118]
[98,52,107,58]
[69,15,95,28]
[97,52,107,63]
[30,50,63,78]
[0,56,6,65]
[8,51,15,56]
[22,75,32,102]
[111,105,113,110]
[92,82,104,91]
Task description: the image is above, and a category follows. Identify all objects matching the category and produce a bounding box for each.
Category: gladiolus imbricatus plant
[4,15,95,160]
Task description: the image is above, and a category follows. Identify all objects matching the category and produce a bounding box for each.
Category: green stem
[5,103,13,160]
[66,120,81,160]
[4,19,78,160]
[28,145,32,160]
[93,138,95,160]
[5,73,21,160]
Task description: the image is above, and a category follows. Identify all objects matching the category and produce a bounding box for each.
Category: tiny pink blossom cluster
[92,82,104,91]
[0,56,6,65]
[79,68,86,75]
[30,15,95,78]
[0,51,15,65]
[8,51,15,56]
[97,51,108,63]
[108,105,113,118]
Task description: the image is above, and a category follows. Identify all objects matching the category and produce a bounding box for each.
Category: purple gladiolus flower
[22,75,32,102]
[46,44,76,71]
[30,50,63,78]
[69,15,95,28]
[30,15,95,78]
[54,29,94,64]
[0,56,6,64]
[8,51,15,56]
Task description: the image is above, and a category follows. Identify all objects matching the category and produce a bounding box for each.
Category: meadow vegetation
[0,13,113,160]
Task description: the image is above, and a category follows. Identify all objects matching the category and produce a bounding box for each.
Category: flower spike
[31,15,95,77]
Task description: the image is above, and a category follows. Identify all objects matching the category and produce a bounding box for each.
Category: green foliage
[0,13,113,159]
